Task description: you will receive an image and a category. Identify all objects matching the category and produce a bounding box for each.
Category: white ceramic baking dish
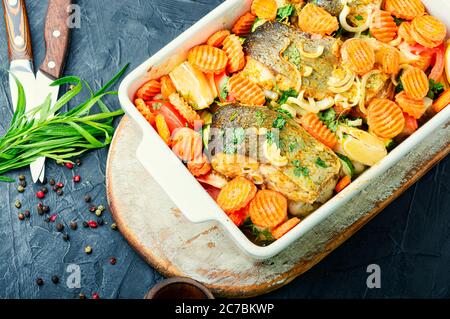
[118,0,450,260]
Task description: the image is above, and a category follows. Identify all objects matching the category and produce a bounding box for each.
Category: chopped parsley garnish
[229,111,238,122]
[278,88,298,105]
[318,108,338,132]
[219,77,229,100]
[276,108,293,119]
[394,17,404,26]
[223,128,245,154]
[272,114,287,129]
[283,45,301,67]
[292,160,309,177]
[276,5,294,22]
[316,157,328,168]
[256,110,266,126]
[355,15,363,21]
[427,79,444,99]
[288,142,298,153]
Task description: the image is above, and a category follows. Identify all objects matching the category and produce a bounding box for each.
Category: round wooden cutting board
[106,116,449,298]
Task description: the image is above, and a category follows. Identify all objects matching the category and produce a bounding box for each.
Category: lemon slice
[445,42,450,84]
[337,126,387,167]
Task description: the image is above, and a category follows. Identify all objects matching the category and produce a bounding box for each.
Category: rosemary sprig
[0,65,129,182]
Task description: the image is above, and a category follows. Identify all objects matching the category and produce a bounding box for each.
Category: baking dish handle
[135,133,219,224]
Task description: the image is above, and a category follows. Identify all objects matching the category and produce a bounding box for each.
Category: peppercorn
[79,293,86,299]
[56,223,64,232]
[56,189,64,196]
[51,275,59,284]
[56,182,64,188]
[73,175,81,183]
[42,205,50,214]
[92,292,100,299]
[82,221,89,228]
[109,257,117,265]
[69,221,77,230]
[84,246,92,254]
[44,217,51,223]
[17,185,25,193]
[76,159,82,166]
[18,213,25,221]
[41,187,48,194]
[49,179,56,186]
[87,220,98,229]
[97,218,104,226]
[98,205,105,212]
[24,210,30,218]
[65,162,74,169]
[15,200,22,209]
[52,186,58,192]
[95,209,102,217]
[36,278,44,286]
[49,214,57,222]
[111,223,118,231]
[62,233,70,241]
[19,180,27,188]
[37,203,44,215]
[89,205,97,213]
[36,191,45,199]
[19,174,26,181]
[84,195,92,203]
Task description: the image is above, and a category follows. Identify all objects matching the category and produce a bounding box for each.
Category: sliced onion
[359,70,381,114]
[388,34,402,47]
[299,43,324,59]
[339,5,372,34]
[328,70,354,87]
[302,66,313,77]
[288,91,335,114]
[423,97,433,111]
[329,75,356,93]
[264,89,279,100]
[281,104,297,118]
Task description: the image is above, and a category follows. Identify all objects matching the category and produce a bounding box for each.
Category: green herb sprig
[0,65,129,182]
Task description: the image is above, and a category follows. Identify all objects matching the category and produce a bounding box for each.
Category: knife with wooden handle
[2,0,72,183]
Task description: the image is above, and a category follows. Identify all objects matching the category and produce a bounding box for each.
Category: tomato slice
[402,112,419,136]
[429,44,445,82]
[147,100,188,133]
[200,183,221,202]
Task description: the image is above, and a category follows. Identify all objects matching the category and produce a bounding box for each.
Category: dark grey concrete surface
[0,0,449,299]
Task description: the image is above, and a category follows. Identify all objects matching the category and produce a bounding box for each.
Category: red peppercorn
[65,163,74,169]
[87,220,98,229]
[109,258,117,265]
[49,214,58,222]
[92,293,100,299]
[73,175,81,183]
[56,182,64,188]
[36,191,45,199]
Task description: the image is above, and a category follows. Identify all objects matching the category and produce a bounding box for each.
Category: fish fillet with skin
[208,104,341,212]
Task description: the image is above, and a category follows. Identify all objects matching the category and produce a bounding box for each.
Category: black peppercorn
[70,221,78,230]
[19,180,27,188]
[36,278,44,286]
[97,218,104,226]
[56,223,64,232]
[109,257,117,265]
[24,210,30,218]
[56,189,64,196]
[62,233,70,241]
[51,275,59,284]
[89,205,96,213]
[41,187,48,194]
[18,213,25,221]
[44,217,51,223]
[76,158,82,166]
[79,293,86,299]
[84,195,92,203]
[52,186,58,192]
[49,179,56,186]
[82,221,89,228]
[42,205,50,214]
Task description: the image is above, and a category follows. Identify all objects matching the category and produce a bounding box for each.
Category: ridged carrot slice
[335,176,351,193]
[222,34,246,73]
[232,12,257,37]
[228,74,266,106]
[395,91,427,119]
[412,15,447,44]
[136,80,161,101]
[401,67,429,99]
[300,113,338,149]
[251,0,277,21]
[384,0,425,20]
[398,22,417,45]
[168,93,201,127]
[217,176,257,214]
[370,10,398,43]
[433,88,450,113]
[367,98,405,139]
[297,3,339,36]
[187,154,211,177]
[187,45,228,74]
[171,127,202,162]
[155,114,171,145]
[271,217,300,239]
[207,29,230,48]
[341,38,375,75]
[160,75,177,100]
[134,98,156,126]
[377,46,400,75]
[249,190,288,229]
[228,206,250,227]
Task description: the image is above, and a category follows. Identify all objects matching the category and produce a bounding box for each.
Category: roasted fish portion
[243,22,339,100]
[306,0,344,16]
[208,104,341,208]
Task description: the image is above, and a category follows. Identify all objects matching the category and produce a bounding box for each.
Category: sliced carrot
[300,113,338,149]
[228,74,266,106]
[187,154,211,177]
[271,217,301,240]
[370,10,398,43]
[187,45,228,74]
[228,206,250,227]
[222,34,246,73]
[335,176,351,193]
[384,0,425,20]
[433,88,450,113]
[367,98,405,139]
[395,91,427,119]
[134,98,156,125]
[217,176,257,214]
[251,0,277,21]
[249,190,288,229]
[376,46,400,75]
[412,15,446,44]
[401,67,429,99]
[207,29,231,47]
[398,22,417,45]
[155,114,171,145]
[297,3,339,36]
[341,38,375,75]
[136,79,161,101]
[171,127,202,162]
[160,75,177,100]
[232,12,257,37]
[168,93,202,127]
